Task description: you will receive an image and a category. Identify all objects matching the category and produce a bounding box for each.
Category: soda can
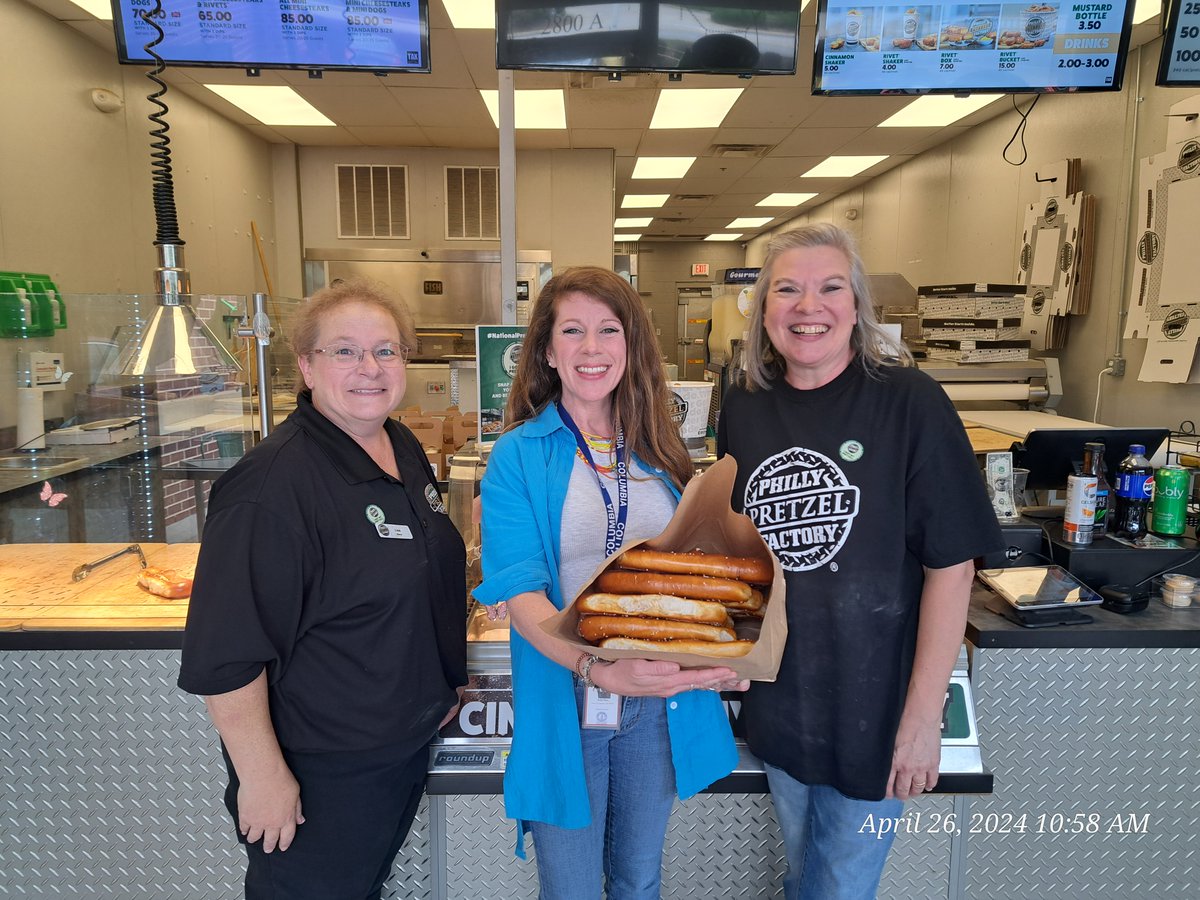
[1151,466,1190,536]
[1063,474,1097,545]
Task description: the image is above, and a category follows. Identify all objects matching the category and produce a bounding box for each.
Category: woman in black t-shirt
[718,224,1000,900]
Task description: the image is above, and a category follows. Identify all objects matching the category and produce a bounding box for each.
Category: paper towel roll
[940,383,1049,403]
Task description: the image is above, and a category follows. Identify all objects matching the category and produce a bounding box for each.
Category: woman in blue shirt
[475,267,745,899]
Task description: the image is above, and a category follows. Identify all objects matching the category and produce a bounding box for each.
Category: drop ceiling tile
[798,95,913,128]
[769,126,866,156]
[636,129,720,156]
[566,88,660,129]
[390,87,495,128]
[452,30,502,87]
[710,127,794,149]
[721,87,825,129]
[684,156,760,177]
[345,126,434,146]
[295,84,414,126]
[572,129,643,154]
[265,126,365,145]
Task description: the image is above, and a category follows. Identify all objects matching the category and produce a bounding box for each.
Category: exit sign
[691,263,710,277]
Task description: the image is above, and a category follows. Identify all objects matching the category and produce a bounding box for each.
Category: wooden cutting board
[0,543,198,631]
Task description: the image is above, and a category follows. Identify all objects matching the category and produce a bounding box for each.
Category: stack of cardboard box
[391,406,480,478]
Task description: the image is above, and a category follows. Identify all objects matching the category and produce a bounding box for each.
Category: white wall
[296,145,614,269]
[746,40,1199,430]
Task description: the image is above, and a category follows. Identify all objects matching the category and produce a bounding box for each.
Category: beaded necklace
[577,429,617,476]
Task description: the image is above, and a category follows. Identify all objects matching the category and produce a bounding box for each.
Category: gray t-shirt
[558,450,677,603]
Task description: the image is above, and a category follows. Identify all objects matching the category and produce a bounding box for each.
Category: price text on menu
[815,0,1132,92]
[1161,0,1200,83]
[115,0,427,71]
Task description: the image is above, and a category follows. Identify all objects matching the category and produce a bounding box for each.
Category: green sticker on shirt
[840,440,864,462]
[365,504,386,525]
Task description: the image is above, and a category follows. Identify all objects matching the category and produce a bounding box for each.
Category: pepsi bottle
[1113,444,1153,539]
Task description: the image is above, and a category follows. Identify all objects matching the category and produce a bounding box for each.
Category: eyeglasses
[311,342,410,367]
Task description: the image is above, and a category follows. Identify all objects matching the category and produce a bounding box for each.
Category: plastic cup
[1013,467,1030,509]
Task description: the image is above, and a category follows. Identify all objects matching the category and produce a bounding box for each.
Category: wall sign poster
[475,326,527,444]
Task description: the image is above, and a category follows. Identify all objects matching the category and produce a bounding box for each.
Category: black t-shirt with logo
[717,362,1001,800]
[179,392,467,757]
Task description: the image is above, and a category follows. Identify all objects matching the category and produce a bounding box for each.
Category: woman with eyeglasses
[180,278,467,900]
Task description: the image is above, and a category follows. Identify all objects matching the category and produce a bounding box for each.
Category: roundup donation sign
[475,326,527,444]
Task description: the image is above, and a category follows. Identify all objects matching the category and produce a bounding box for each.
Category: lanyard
[558,403,629,558]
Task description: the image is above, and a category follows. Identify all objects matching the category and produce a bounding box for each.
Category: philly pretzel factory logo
[743,447,860,572]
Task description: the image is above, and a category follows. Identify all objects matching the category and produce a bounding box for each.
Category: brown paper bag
[541,455,786,681]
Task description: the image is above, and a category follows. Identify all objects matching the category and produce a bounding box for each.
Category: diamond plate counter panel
[0,650,432,900]
[968,646,1200,900]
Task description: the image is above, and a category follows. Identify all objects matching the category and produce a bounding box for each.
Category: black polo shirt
[179,392,467,756]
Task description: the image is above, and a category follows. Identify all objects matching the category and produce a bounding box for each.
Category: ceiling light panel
[758,192,818,207]
[728,217,773,228]
[614,234,643,241]
[801,155,888,177]
[480,90,567,129]
[650,89,744,129]
[1132,0,1158,22]
[443,0,496,29]
[615,217,653,228]
[705,234,743,242]
[632,157,696,179]
[622,194,670,208]
[878,95,1002,127]
[204,85,335,126]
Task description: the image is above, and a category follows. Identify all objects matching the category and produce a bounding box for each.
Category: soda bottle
[1113,444,1153,539]
[1082,442,1111,535]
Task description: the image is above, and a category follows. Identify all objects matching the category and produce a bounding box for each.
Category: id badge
[582,685,621,729]
[376,523,413,540]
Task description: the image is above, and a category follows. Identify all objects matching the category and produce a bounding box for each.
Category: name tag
[583,686,621,729]
[376,523,413,540]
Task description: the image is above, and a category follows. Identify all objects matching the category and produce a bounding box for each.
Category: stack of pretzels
[576,548,773,658]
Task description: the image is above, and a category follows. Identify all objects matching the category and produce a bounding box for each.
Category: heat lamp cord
[139,1,183,247]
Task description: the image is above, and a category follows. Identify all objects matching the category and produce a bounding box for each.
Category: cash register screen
[1014,427,1169,491]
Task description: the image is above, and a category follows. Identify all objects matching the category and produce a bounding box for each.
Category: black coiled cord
[139,1,183,247]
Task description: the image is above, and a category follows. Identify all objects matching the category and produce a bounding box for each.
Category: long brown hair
[743,224,911,391]
[504,267,694,490]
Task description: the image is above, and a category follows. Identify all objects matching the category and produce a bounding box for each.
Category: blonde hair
[743,224,911,391]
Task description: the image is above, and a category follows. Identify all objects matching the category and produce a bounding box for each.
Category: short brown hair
[505,266,694,490]
[290,278,417,389]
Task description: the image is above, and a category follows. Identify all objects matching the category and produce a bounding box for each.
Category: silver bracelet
[578,653,603,688]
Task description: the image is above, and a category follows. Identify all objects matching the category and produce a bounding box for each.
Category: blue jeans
[529,683,676,900]
[765,761,903,900]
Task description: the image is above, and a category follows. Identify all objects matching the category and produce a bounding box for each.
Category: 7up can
[1150,465,1190,536]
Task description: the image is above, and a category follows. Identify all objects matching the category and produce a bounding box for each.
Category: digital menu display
[1157,0,1200,86]
[495,0,800,74]
[813,0,1134,94]
[112,0,430,73]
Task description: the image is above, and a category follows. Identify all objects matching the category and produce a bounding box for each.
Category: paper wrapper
[541,455,786,681]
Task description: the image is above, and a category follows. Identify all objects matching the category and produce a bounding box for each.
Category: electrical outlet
[1106,357,1126,377]
[427,381,446,394]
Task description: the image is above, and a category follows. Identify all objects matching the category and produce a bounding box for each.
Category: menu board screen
[1157,0,1200,86]
[812,0,1134,94]
[112,0,431,73]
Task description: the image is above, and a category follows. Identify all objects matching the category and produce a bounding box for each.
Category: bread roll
[578,614,737,644]
[618,548,773,585]
[595,569,753,603]
[576,592,731,625]
[137,566,192,599]
[599,636,754,658]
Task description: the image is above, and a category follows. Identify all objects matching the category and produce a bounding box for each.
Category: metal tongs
[72,544,147,582]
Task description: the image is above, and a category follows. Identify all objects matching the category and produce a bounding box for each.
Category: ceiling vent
[445,166,499,241]
[336,164,409,239]
[671,194,715,202]
[710,144,773,158]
